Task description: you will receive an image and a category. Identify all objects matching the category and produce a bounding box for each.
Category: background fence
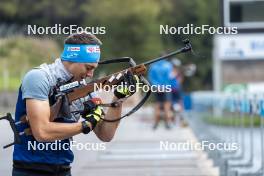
[189,91,264,176]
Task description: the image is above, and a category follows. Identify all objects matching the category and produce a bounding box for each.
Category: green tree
[159,0,219,90]
[81,0,164,64]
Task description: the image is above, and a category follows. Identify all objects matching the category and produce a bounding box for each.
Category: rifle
[0,39,192,148]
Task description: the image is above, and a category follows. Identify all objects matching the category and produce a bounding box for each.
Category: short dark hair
[64,33,102,45]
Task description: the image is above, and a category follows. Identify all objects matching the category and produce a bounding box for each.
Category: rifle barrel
[143,43,191,66]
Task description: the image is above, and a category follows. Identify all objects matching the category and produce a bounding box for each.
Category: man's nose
[86,70,94,77]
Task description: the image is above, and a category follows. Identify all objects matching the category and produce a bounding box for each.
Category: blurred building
[213,0,264,93]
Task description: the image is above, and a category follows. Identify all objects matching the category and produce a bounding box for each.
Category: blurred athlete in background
[148,59,174,130]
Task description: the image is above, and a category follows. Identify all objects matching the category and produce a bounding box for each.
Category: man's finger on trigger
[93,114,101,121]
[134,75,140,83]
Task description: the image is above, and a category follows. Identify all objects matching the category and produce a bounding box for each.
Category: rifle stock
[68,64,147,102]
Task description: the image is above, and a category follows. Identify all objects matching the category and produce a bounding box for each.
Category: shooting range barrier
[189,91,264,176]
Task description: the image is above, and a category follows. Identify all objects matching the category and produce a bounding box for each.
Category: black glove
[81,98,103,130]
[114,71,140,99]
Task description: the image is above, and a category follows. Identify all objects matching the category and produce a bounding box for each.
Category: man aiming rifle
[12,33,138,176]
[6,31,192,176]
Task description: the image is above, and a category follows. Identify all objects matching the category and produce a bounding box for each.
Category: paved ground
[0,107,219,176]
[71,107,219,176]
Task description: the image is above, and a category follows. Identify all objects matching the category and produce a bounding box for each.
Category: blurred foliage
[0,0,220,91]
[159,0,219,90]
[0,36,60,90]
[82,0,163,60]
[0,77,21,91]
[204,115,261,127]
[0,0,86,26]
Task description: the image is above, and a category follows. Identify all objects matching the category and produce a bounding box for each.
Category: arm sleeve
[21,69,50,101]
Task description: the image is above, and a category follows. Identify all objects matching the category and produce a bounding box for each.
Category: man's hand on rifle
[114,70,140,99]
[81,99,103,130]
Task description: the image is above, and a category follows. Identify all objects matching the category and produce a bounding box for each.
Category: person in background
[171,58,197,127]
[148,59,174,130]
[170,58,185,126]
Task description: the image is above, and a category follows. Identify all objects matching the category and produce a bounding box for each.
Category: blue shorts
[171,91,182,103]
[12,167,71,176]
[154,92,172,103]
[12,161,71,176]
